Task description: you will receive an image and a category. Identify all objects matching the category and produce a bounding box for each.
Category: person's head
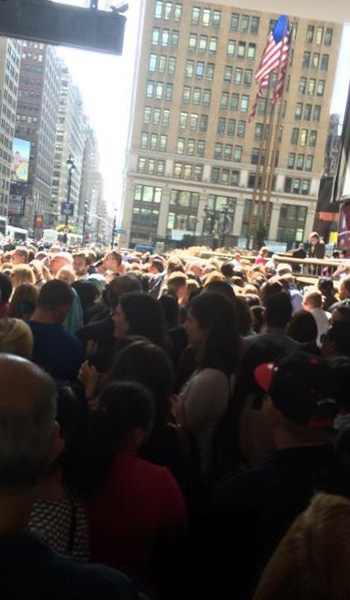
[56,265,76,285]
[0,355,62,494]
[338,276,350,300]
[309,231,320,246]
[113,292,166,348]
[259,246,269,257]
[265,291,293,328]
[99,381,154,452]
[255,352,338,446]
[234,296,253,336]
[251,305,266,334]
[73,252,88,278]
[221,263,234,279]
[331,305,350,325]
[158,293,179,330]
[71,281,95,316]
[321,321,350,358]
[11,264,35,290]
[0,272,12,304]
[0,319,33,358]
[184,291,240,374]
[12,246,29,265]
[287,310,318,344]
[107,340,174,425]
[253,493,350,600]
[36,280,74,324]
[106,274,142,310]
[103,249,122,273]
[302,288,323,311]
[260,278,284,306]
[49,252,73,277]
[149,257,164,275]
[318,278,335,297]
[167,271,188,303]
[8,283,39,321]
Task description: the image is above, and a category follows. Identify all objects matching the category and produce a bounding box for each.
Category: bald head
[0,355,56,489]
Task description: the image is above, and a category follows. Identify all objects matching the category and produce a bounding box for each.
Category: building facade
[121,1,342,249]
[0,38,21,217]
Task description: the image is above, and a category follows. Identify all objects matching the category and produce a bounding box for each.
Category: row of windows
[191,7,222,28]
[284,177,311,195]
[218,116,248,136]
[230,14,259,34]
[182,86,211,106]
[140,132,167,151]
[148,54,176,75]
[280,204,308,222]
[177,138,205,156]
[146,80,173,100]
[188,34,218,54]
[220,92,250,113]
[167,213,198,231]
[138,158,165,176]
[298,77,325,96]
[132,207,159,229]
[154,1,182,21]
[223,66,253,86]
[302,51,329,71]
[170,190,200,208]
[291,128,318,147]
[214,142,244,161]
[179,112,208,132]
[134,184,162,203]
[306,25,333,46]
[226,40,256,60]
[143,106,170,126]
[173,162,203,180]
[211,167,240,186]
[151,27,179,47]
[185,60,215,81]
[288,153,314,171]
[295,103,321,122]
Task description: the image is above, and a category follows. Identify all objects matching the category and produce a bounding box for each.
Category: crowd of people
[1,239,350,599]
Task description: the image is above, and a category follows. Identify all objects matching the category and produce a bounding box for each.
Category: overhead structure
[0,0,127,55]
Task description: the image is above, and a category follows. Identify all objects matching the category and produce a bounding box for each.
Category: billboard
[11,138,30,183]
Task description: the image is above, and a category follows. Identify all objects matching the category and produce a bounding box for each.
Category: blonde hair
[0,318,33,358]
[8,283,38,320]
[56,265,76,285]
[253,493,350,600]
[11,264,35,289]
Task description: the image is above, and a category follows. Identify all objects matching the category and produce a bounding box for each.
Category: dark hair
[37,280,74,310]
[107,340,174,424]
[188,292,240,374]
[318,278,334,294]
[71,281,95,315]
[332,305,350,322]
[0,273,12,303]
[251,305,266,334]
[287,310,318,344]
[106,274,142,309]
[323,322,350,357]
[260,278,284,306]
[159,293,179,331]
[234,296,253,336]
[151,258,164,273]
[266,291,292,328]
[221,263,234,278]
[99,381,154,451]
[119,292,166,348]
[9,283,38,320]
[203,280,236,305]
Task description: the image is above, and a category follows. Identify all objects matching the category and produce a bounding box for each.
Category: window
[231,171,240,185]
[168,57,176,74]
[191,6,200,24]
[305,155,313,171]
[159,134,167,150]
[171,30,179,47]
[165,83,173,100]
[193,87,201,104]
[221,92,229,109]
[190,113,198,131]
[163,109,170,126]
[197,140,205,157]
[300,129,308,146]
[315,26,324,45]
[306,25,314,43]
[241,15,249,31]
[321,54,329,71]
[313,105,321,122]
[185,60,194,77]
[237,42,246,58]
[146,80,154,97]
[199,115,208,132]
[164,2,172,19]
[153,108,161,124]
[258,97,267,115]
[231,93,239,111]
[195,61,204,78]
[211,167,220,183]
[293,179,301,193]
[212,10,221,27]
[288,152,295,169]
[304,104,312,121]
[295,103,303,120]
[307,79,316,95]
[174,4,182,21]
[312,53,320,69]
[291,128,299,144]
[302,180,310,195]
[230,13,239,31]
[299,77,307,94]
[247,43,256,61]
[209,37,218,53]
[206,63,215,80]
[141,132,148,148]
[251,148,259,165]
[187,139,195,155]
[255,123,263,140]
[302,51,310,68]
[199,35,207,52]
[143,106,151,123]
[233,146,242,162]
[234,67,243,85]
[202,8,210,26]
[149,54,157,71]
[150,133,158,149]
[244,69,253,86]
[203,89,211,106]
[250,16,259,34]
[325,27,333,45]
[317,80,325,96]
[179,112,188,128]
[227,40,235,56]
[154,1,162,18]
[227,119,236,136]
[161,29,170,46]
[217,118,226,135]
[224,66,232,83]
[296,154,304,170]
[309,131,317,147]
[182,86,191,103]
[240,95,249,112]
[188,33,197,49]
[237,120,246,137]
[224,144,232,161]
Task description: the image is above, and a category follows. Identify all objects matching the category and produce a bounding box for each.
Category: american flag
[248,15,290,122]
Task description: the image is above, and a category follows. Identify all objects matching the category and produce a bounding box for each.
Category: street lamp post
[65,155,76,229]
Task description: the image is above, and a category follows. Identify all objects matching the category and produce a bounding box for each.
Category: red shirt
[87,452,187,591]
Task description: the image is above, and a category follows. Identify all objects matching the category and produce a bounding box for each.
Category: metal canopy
[0,0,126,55]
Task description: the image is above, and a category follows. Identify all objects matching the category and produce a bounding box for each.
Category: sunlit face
[113,303,130,340]
[103,254,118,273]
[73,256,87,277]
[339,283,349,300]
[183,310,206,348]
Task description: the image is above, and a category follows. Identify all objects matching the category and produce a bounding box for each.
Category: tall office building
[14,42,60,231]
[121,1,342,249]
[0,38,21,217]
[79,125,104,241]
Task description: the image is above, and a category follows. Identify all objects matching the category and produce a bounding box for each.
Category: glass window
[293,179,301,193]
[138,158,146,172]
[143,106,151,124]
[234,67,243,84]
[312,53,320,69]
[321,54,329,71]
[244,69,253,86]
[230,93,239,111]
[154,1,162,18]
[168,57,176,74]
[224,145,232,161]
[153,108,161,124]
[295,103,303,120]
[182,86,191,103]
[233,146,242,162]
[141,133,148,148]
[325,28,333,45]
[174,4,182,21]
[199,115,208,132]
[214,143,223,159]
[247,43,256,61]
[163,109,170,126]
[250,16,259,34]
[161,29,170,46]
[302,51,310,68]
[194,166,203,181]
[241,15,249,32]
[174,162,182,177]
[184,164,192,180]
[158,55,166,72]
[191,6,200,24]
[179,112,188,128]
[164,2,172,19]
[288,152,295,168]
[171,30,179,47]
[212,10,221,27]
[237,42,246,58]
[187,139,195,155]
[313,105,321,122]
[307,79,316,95]
[251,148,260,165]
[202,8,210,26]
[197,140,205,157]
[237,120,246,137]
[209,37,218,53]
[203,89,211,106]
[224,65,233,83]
[150,133,158,149]
[146,80,154,97]
[193,87,201,104]
[306,25,314,43]
[302,180,310,195]
[206,63,215,81]
[309,131,317,147]
[221,92,229,109]
[221,169,230,184]
[199,35,207,51]
[231,171,240,185]
[299,77,307,94]
[149,54,157,71]
[300,129,308,146]
[195,61,204,78]
[305,155,313,171]
[227,118,236,136]
[317,80,325,96]
[230,13,239,31]
[165,83,173,100]
[159,135,167,150]
[291,128,299,144]
[185,60,194,77]
[217,118,226,135]
[211,167,220,183]
[188,33,197,49]
[296,154,304,170]
[315,26,324,45]
[240,95,249,112]
[304,104,312,121]
[227,40,235,56]
[152,27,160,44]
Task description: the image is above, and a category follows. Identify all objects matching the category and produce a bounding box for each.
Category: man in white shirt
[302,287,330,346]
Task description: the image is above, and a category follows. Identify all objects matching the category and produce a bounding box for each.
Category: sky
[55,2,350,222]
